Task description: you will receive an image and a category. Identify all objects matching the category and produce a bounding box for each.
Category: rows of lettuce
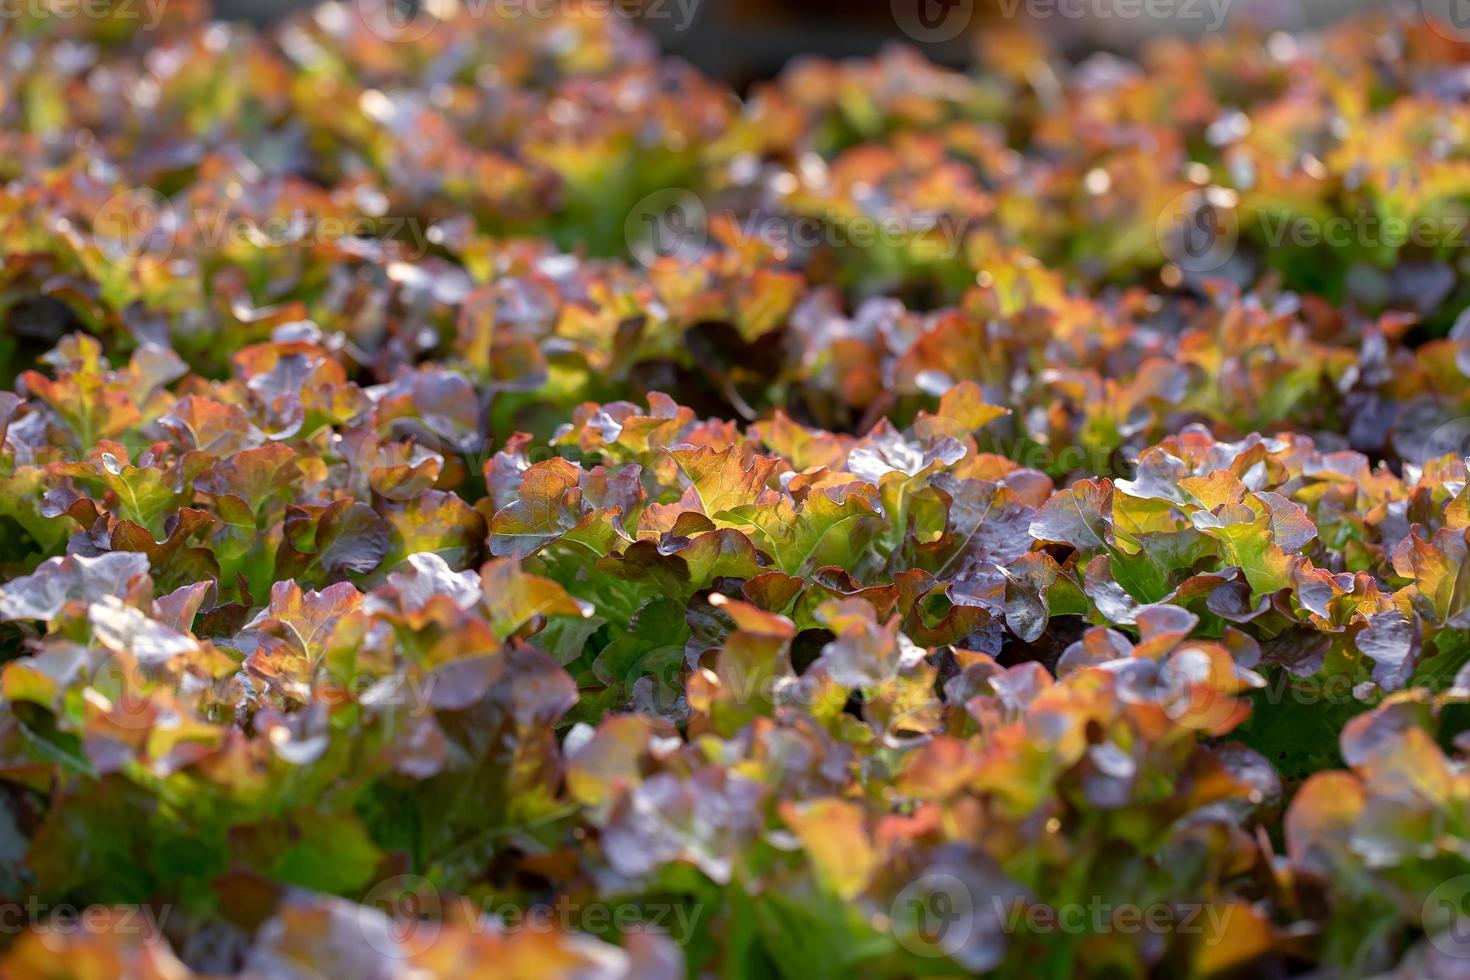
[1,319,1469,975]
[2,5,1468,463]
[3,3,1470,385]
[8,172,1470,491]
[1,1,1470,977]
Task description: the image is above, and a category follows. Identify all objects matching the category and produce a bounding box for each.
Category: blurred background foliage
[217,0,1392,86]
